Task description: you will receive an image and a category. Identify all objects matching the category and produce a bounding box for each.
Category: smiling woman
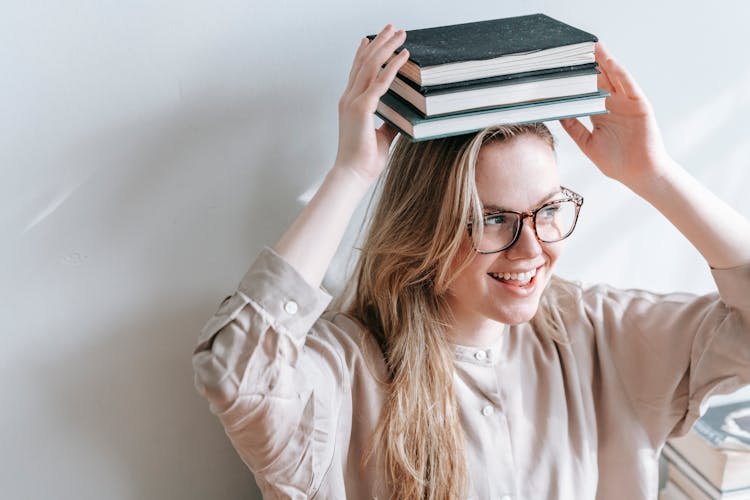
[191,24,750,500]
[444,131,568,339]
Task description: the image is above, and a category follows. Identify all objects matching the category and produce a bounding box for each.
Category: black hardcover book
[367,14,598,86]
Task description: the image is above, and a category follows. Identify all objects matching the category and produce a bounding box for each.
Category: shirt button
[481,405,494,416]
[284,300,298,315]
[474,350,487,361]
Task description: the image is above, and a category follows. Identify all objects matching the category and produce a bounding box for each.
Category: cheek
[447,233,482,277]
[447,246,495,293]
[544,240,565,268]
[444,238,474,294]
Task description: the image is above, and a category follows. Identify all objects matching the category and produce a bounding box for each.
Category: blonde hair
[340,124,573,499]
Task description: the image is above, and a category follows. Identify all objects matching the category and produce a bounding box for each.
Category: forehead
[475,134,560,210]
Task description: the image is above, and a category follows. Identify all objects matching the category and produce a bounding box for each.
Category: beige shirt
[192,247,750,500]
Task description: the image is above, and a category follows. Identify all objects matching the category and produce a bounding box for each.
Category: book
[391,64,600,117]
[663,444,750,499]
[368,14,598,86]
[692,401,750,450]
[668,463,714,500]
[375,89,608,142]
[668,401,750,491]
[660,479,691,500]
[667,462,750,500]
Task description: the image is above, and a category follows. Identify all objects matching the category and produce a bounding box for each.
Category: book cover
[663,444,750,498]
[666,464,713,500]
[375,89,608,142]
[391,65,600,117]
[396,63,599,95]
[694,400,750,451]
[396,63,601,97]
[667,462,750,500]
[367,14,597,67]
[659,479,692,500]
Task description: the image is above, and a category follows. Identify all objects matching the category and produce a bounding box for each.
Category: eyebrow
[482,187,563,212]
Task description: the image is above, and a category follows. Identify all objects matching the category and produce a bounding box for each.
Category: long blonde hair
[341,124,572,499]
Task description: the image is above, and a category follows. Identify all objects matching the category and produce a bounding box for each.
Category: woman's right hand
[333,24,409,184]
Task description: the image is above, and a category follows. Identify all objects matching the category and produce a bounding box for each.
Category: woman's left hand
[560,43,674,190]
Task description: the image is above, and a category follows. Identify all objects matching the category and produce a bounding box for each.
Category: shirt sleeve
[192,247,346,499]
[582,262,750,445]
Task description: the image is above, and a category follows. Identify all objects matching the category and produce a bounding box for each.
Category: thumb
[376,122,400,155]
[560,118,592,153]
[378,122,399,143]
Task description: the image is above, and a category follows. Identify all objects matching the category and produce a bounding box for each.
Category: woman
[192,25,750,499]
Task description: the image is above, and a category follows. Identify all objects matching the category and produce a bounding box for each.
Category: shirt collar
[450,324,508,366]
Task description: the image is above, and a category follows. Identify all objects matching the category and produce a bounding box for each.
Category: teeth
[489,268,537,283]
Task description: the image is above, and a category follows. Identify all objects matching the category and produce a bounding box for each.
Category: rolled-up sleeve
[192,247,345,498]
[584,262,750,445]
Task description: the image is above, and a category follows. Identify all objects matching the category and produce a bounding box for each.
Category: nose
[506,215,542,259]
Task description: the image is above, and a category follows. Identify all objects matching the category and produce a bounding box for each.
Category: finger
[596,43,630,96]
[560,117,592,151]
[345,37,371,94]
[347,23,393,90]
[352,29,407,96]
[355,28,406,94]
[596,43,644,100]
[376,122,400,155]
[594,44,615,93]
[348,24,395,92]
[362,48,410,104]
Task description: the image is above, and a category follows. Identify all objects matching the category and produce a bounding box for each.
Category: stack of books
[660,400,750,499]
[371,14,608,141]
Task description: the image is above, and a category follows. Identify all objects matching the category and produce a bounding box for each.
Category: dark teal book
[399,63,599,94]
[367,14,598,86]
[375,89,608,142]
[391,64,600,117]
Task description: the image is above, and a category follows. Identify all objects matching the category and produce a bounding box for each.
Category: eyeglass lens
[478,200,579,253]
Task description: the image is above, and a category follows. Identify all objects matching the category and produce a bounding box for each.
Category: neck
[446,314,507,347]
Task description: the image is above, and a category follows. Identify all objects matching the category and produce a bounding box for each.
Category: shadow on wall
[30,79,332,498]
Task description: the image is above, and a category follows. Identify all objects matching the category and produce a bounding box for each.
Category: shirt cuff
[710,260,750,310]
[195,246,332,347]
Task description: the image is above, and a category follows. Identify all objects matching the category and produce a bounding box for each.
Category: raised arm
[191,26,408,498]
[561,43,750,269]
[274,25,409,287]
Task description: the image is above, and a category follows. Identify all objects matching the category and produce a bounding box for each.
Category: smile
[487,268,537,285]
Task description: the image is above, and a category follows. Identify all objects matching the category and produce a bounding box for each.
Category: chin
[496,305,540,325]
[491,284,546,325]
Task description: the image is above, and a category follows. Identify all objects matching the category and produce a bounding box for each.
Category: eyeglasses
[468,187,583,254]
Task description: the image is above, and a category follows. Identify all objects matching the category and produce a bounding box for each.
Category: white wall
[2,0,748,498]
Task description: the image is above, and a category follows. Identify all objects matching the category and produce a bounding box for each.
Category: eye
[538,204,561,220]
[484,213,510,225]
